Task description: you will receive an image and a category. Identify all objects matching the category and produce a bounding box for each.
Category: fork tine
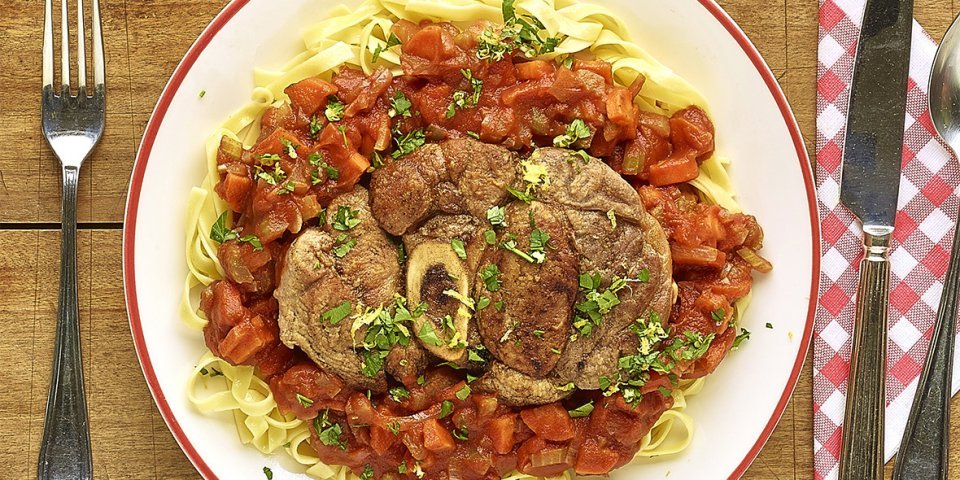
[91,0,104,88]
[76,0,86,93]
[60,0,70,93]
[42,0,53,90]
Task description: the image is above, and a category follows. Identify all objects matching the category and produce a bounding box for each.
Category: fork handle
[892,219,960,479]
[37,166,92,480]
[839,230,891,480]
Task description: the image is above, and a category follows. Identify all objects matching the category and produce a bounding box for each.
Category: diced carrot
[647,154,699,186]
[284,76,337,117]
[605,87,637,129]
[572,59,613,84]
[219,315,276,364]
[369,424,395,455]
[422,418,456,453]
[486,414,518,454]
[573,440,620,475]
[515,60,556,81]
[519,402,574,442]
[251,127,304,159]
[218,173,253,212]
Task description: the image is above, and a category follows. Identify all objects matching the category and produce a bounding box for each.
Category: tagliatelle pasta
[180,0,755,478]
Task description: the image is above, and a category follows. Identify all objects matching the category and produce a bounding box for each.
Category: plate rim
[122,1,820,478]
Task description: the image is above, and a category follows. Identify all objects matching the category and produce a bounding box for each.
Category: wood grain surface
[2,0,959,478]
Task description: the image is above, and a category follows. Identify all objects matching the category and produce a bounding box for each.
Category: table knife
[838,0,913,479]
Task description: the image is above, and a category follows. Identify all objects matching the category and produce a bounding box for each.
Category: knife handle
[839,230,891,480]
[891,220,959,479]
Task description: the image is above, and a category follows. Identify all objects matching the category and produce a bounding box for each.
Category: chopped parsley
[440,400,454,419]
[390,90,413,118]
[553,118,592,148]
[280,138,299,159]
[332,206,361,231]
[468,346,487,363]
[397,243,407,266]
[451,238,467,259]
[360,464,375,480]
[453,426,469,441]
[314,410,347,450]
[483,229,497,245]
[476,296,491,310]
[446,69,483,118]
[198,367,223,377]
[309,114,322,139]
[766,322,773,329]
[486,206,507,226]
[332,234,357,258]
[479,264,502,292]
[573,273,628,336]
[499,235,537,263]
[568,401,594,418]
[389,386,411,402]
[210,211,262,250]
[733,328,751,349]
[711,308,725,324]
[418,322,444,347]
[372,32,402,63]
[466,130,480,139]
[322,301,352,325]
[529,227,549,263]
[263,466,273,480]
[455,384,471,400]
[351,296,427,377]
[296,393,314,408]
[324,96,345,122]
[477,0,564,61]
[532,329,545,338]
[607,210,617,229]
[198,89,206,98]
[392,128,426,158]
[309,152,339,185]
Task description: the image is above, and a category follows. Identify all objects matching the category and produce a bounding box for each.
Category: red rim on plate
[123,1,820,478]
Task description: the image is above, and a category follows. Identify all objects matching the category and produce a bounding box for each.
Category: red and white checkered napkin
[814,1,960,479]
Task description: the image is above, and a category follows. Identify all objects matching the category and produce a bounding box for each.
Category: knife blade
[838,0,913,479]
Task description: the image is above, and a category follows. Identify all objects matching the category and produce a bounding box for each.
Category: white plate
[124,0,819,478]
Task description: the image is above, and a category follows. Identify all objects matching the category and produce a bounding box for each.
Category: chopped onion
[737,248,773,273]
[530,447,568,468]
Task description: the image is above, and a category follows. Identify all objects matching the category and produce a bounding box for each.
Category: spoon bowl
[930,14,960,149]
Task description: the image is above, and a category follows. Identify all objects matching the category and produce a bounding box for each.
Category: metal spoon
[892,11,960,479]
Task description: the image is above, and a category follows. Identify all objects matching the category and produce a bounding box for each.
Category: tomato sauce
[199,17,765,479]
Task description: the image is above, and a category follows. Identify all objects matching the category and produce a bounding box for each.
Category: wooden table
[3,0,960,478]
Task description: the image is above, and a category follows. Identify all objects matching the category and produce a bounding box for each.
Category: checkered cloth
[814,1,960,479]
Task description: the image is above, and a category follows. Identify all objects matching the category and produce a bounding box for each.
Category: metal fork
[38,0,104,478]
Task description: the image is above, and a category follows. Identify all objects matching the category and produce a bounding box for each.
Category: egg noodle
[181,0,748,478]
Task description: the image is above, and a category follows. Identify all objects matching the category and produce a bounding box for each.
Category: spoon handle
[892,219,959,479]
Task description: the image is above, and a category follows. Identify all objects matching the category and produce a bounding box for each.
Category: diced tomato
[515,60,556,81]
[218,315,276,364]
[572,58,613,84]
[574,439,620,475]
[217,172,253,213]
[271,362,346,418]
[285,76,338,117]
[369,425,395,455]
[403,25,453,61]
[422,418,456,453]
[519,402,574,442]
[486,414,518,454]
[648,154,699,186]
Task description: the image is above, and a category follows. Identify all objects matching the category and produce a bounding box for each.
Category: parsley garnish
[372,33,402,63]
[766,322,773,329]
[392,128,426,158]
[360,464,375,480]
[296,393,314,408]
[418,322,444,347]
[397,243,407,266]
[390,90,412,118]
[210,211,237,244]
[573,273,627,336]
[483,229,497,245]
[486,206,507,226]
[263,466,273,480]
[314,410,347,450]
[332,234,357,258]
[451,238,467,259]
[439,400,454,419]
[280,138,299,159]
[568,401,594,418]
[332,206,361,231]
[532,329,544,338]
[607,210,617,229]
[446,69,483,118]
[325,96,345,122]
[553,118,592,148]
[477,0,564,61]
[479,264,502,292]
[389,386,410,402]
[476,296,491,310]
[198,89,206,98]
[309,115,322,139]
[455,384,471,400]
[321,301,352,325]
[733,328,751,349]
[453,426,469,441]
[711,308,725,324]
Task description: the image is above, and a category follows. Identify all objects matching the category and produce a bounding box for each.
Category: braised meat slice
[369,138,518,235]
[275,187,425,392]
[474,363,571,406]
[474,201,579,378]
